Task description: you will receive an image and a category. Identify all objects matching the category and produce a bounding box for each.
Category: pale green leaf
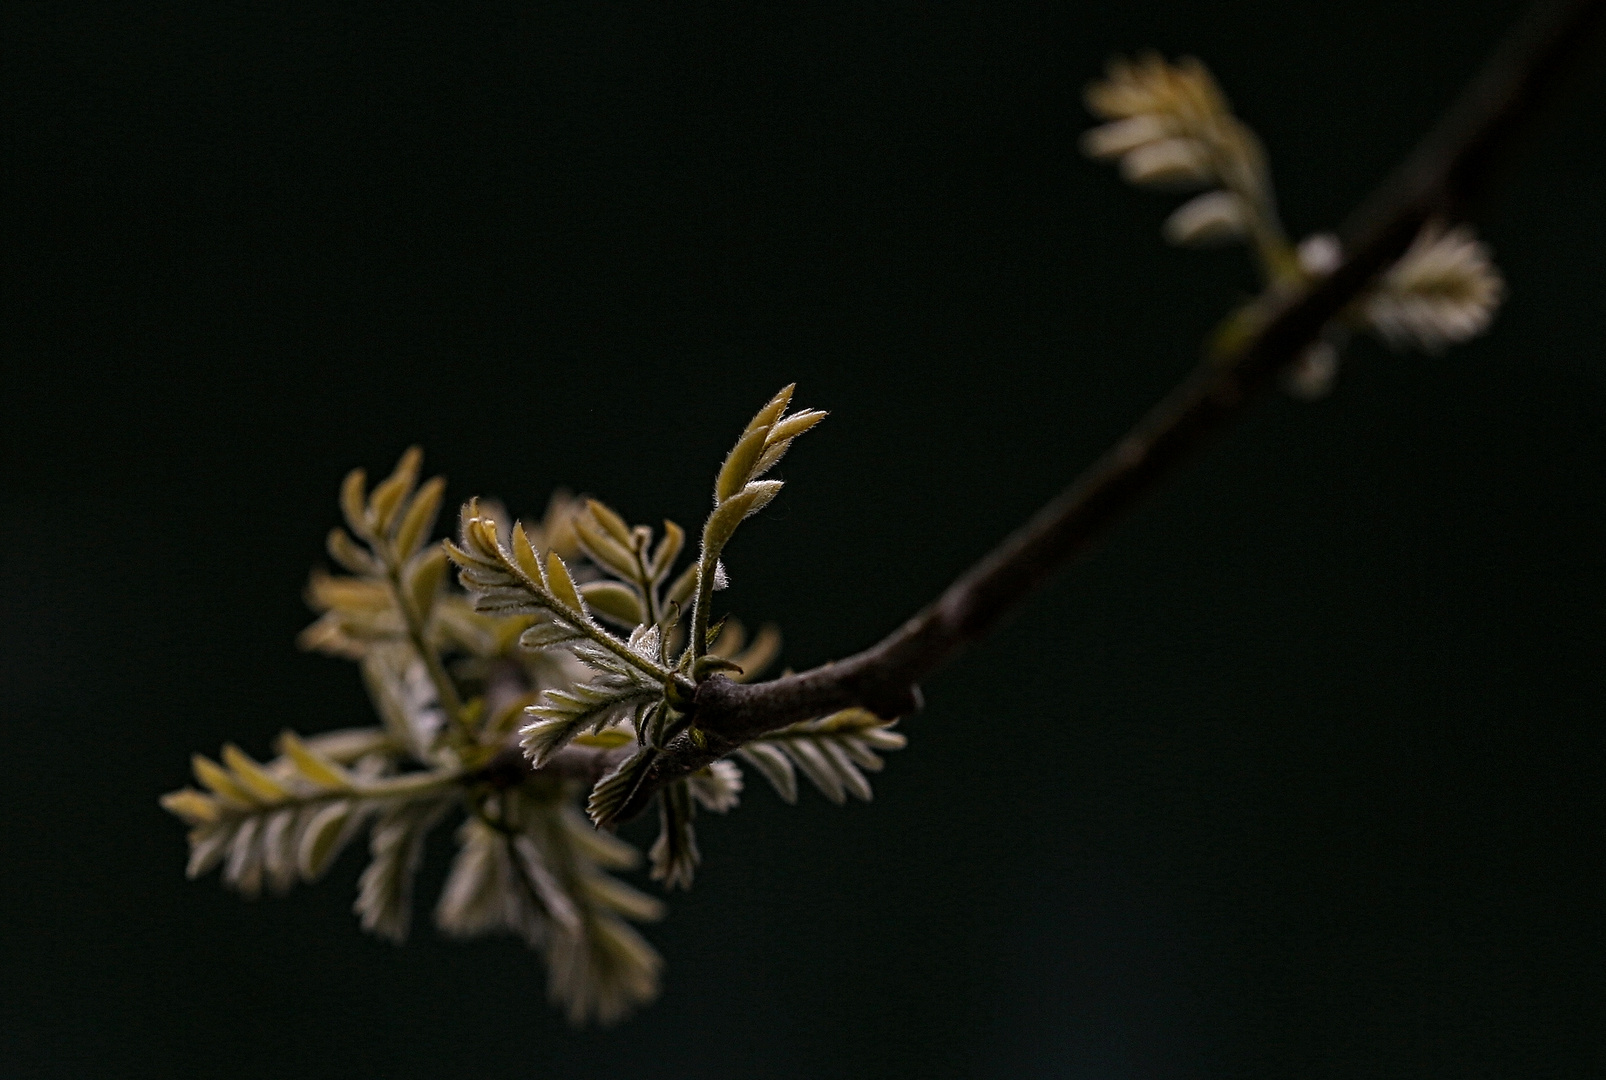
[160,788,220,825]
[340,468,369,540]
[587,747,657,828]
[277,731,355,792]
[393,475,446,558]
[648,520,684,583]
[546,552,584,614]
[326,527,377,574]
[584,499,633,545]
[297,800,353,880]
[575,516,639,581]
[742,383,794,437]
[221,744,288,803]
[736,742,797,803]
[715,425,770,504]
[404,544,450,620]
[191,754,257,809]
[368,447,422,535]
[580,581,645,628]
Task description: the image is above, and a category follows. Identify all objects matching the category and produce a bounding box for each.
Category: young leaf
[260,808,299,894]
[751,409,829,478]
[368,447,422,535]
[748,710,907,804]
[743,383,795,437]
[520,684,658,767]
[160,788,220,825]
[277,731,355,793]
[509,520,544,583]
[687,760,743,813]
[716,426,771,504]
[340,468,370,540]
[224,815,265,897]
[582,871,666,923]
[648,520,684,583]
[584,499,633,546]
[298,800,355,880]
[545,552,585,615]
[575,514,639,581]
[221,744,288,803]
[649,780,699,890]
[736,742,797,804]
[587,748,658,829]
[191,754,257,810]
[580,580,646,628]
[560,806,640,870]
[186,822,236,879]
[393,475,446,560]
[403,544,450,620]
[765,407,828,446]
[702,480,784,555]
[326,527,377,574]
[356,798,450,943]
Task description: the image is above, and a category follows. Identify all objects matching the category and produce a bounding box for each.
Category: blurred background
[6,1,1604,1076]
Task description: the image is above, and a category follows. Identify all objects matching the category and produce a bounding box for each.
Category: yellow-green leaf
[510,521,543,582]
[546,552,584,613]
[702,479,783,555]
[326,527,376,574]
[160,788,220,825]
[583,874,666,922]
[277,732,353,792]
[766,408,827,445]
[191,754,257,809]
[729,623,782,682]
[572,728,635,749]
[649,520,684,583]
[561,807,641,869]
[580,580,645,627]
[297,801,352,879]
[574,516,639,581]
[393,475,446,558]
[340,468,369,539]
[404,544,450,620]
[221,744,288,803]
[585,499,633,545]
[367,447,422,536]
[742,383,795,436]
[715,425,770,504]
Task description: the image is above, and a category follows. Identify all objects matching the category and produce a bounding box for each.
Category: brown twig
[571,0,1605,823]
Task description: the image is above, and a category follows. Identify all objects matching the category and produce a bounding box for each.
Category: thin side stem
[385,563,475,745]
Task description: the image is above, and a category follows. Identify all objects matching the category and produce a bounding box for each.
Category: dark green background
[6,1,1604,1076]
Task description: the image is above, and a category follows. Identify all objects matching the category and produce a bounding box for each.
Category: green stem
[688,537,721,665]
[383,559,476,746]
[504,558,677,684]
[567,599,677,682]
[357,768,464,799]
[632,537,665,633]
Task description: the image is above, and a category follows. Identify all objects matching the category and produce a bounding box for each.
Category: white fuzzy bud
[1297,232,1343,277]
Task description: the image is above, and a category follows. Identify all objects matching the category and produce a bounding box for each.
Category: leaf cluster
[1083,53,1505,399]
[163,389,906,1023]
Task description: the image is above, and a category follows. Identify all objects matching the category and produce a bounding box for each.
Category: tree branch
[585,0,1605,823]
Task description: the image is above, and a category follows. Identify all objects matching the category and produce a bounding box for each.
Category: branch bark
[576,0,1606,823]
